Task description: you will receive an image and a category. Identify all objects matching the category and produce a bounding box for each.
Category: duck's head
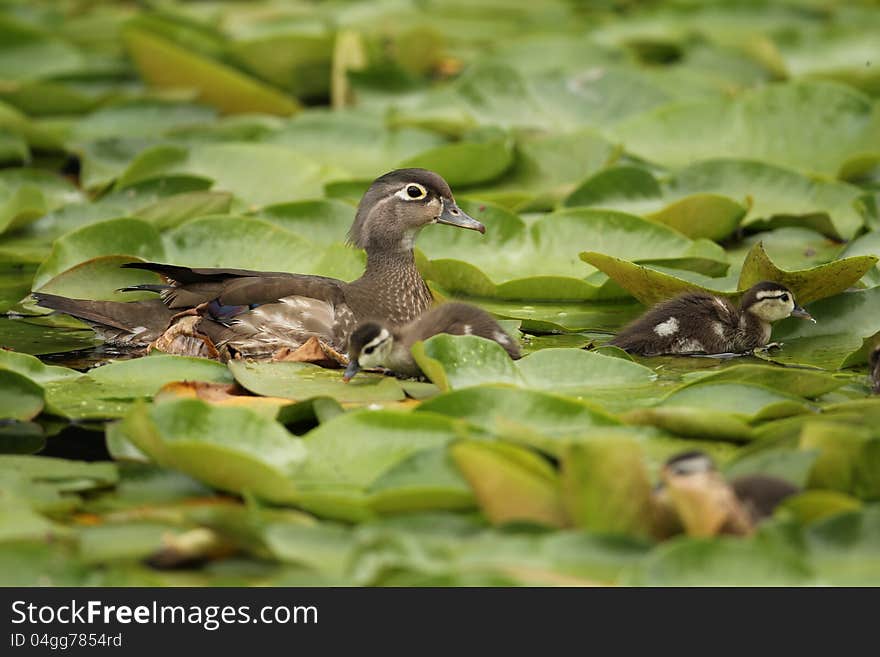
[741,281,814,324]
[348,168,484,252]
[343,322,395,381]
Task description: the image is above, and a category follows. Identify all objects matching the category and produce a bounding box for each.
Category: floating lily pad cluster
[1,0,880,586]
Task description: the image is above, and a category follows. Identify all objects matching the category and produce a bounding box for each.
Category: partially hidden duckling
[344,302,521,381]
[870,346,880,395]
[610,281,815,356]
[651,451,800,538]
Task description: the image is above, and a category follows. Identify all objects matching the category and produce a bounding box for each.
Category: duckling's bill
[437,201,485,233]
[342,360,360,382]
[790,306,816,322]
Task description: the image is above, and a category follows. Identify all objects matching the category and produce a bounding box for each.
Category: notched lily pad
[738,241,877,304]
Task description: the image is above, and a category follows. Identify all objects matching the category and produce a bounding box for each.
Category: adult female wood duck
[610,281,815,356]
[34,169,485,361]
[651,451,799,538]
[343,301,521,380]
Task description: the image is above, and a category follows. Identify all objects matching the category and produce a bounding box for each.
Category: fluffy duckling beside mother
[611,281,814,357]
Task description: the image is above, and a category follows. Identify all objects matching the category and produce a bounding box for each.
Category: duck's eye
[780,294,789,302]
[364,346,374,355]
[399,183,427,200]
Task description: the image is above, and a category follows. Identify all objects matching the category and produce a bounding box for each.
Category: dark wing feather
[121,262,289,284]
[122,262,348,311]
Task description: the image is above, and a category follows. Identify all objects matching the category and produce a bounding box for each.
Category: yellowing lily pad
[123,27,300,116]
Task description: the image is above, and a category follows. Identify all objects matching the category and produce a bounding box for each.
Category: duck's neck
[736,310,772,350]
[350,248,433,324]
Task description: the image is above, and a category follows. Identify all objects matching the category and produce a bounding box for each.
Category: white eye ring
[396,183,428,201]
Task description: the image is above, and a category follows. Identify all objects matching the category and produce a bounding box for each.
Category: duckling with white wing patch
[610,281,815,357]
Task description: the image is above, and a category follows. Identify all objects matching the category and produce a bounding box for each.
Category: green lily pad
[31,255,165,304]
[418,385,620,455]
[162,215,320,271]
[0,316,99,355]
[738,241,877,305]
[580,252,733,305]
[123,27,300,116]
[68,99,217,143]
[723,447,820,488]
[768,287,880,369]
[565,166,746,241]
[780,491,862,525]
[298,409,457,488]
[135,190,234,231]
[0,169,83,235]
[669,159,872,240]
[121,398,305,504]
[615,81,880,179]
[44,354,233,421]
[411,335,522,392]
[561,438,653,537]
[445,293,643,333]
[258,199,356,246]
[32,218,166,290]
[266,112,445,180]
[422,204,725,301]
[726,227,846,272]
[804,507,880,585]
[470,130,615,210]
[800,421,880,500]
[118,143,327,207]
[451,440,567,528]
[229,361,405,404]
[400,137,515,187]
[0,421,45,455]
[679,364,845,398]
[659,382,812,422]
[628,534,811,586]
[0,369,44,421]
[367,448,473,514]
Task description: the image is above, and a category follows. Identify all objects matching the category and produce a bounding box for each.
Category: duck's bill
[342,360,360,382]
[437,201,485,234]
[791,306,816,322]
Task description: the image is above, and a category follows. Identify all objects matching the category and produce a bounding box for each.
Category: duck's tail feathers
[32,293,174,346]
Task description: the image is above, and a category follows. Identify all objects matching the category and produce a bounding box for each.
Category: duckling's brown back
[406,302,521,358]
[610,292,739,356]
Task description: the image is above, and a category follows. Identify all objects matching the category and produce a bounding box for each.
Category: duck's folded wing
[121,262,345,309]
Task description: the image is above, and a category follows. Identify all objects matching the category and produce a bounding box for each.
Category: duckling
[870,346,880,395]
[651,451,799,538]
[33,169,485,361]
[610,281,814,356]
[343,302,520,381]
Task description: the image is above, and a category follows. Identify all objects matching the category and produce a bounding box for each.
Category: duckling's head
[343,322,395,381]
[662,450,717,478]
[348,168,484,252]
[741,281,814,324]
